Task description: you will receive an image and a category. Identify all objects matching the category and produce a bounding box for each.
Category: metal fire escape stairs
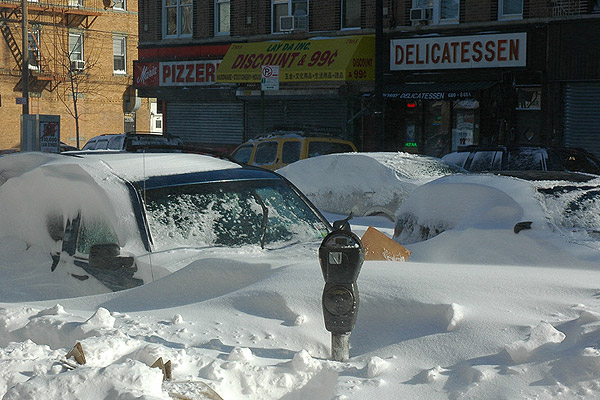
[0,21,53,92]
[0,1,100,93]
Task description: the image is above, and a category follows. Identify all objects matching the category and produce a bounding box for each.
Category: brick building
[0,0,148,150]
[135,0,600,157]
[385,0,600,159]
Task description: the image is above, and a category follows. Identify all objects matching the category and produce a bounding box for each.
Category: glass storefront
[386,97,480,157]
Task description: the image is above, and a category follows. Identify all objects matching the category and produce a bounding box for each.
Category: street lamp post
[21,0,29,115]
[374,0,384,151]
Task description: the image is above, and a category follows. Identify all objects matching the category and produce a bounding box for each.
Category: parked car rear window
[308,141,355,158]
[282,141,301,164]
[441,152,469,168]
[231,144,253,164]
[469,151,499,171]
[108,137,124,150]
[507,149,543,170]
[95,139,109,150]
[82,140,96,150]
[255,142,278,165]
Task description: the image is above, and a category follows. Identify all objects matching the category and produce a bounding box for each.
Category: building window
[68,31,84,72]
[69,32,83,62]
[342,0,360,29]
[411,0,459,25]
[498,0,522,20]
[164,0,193,38]
[440,0,459,22]
[113,36,126,74]
[113,0,125,10]
[28,28,41,71]
[215,0,230,35]
[272,0,307,33]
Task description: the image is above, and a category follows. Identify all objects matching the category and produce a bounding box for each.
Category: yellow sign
[217,35,374,83]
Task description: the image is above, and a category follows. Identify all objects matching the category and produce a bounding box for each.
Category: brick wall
[463,0,496,23]
[0,4,141,150]
[310,0,340,31]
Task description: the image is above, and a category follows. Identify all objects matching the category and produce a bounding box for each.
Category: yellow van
[231,135,357,170]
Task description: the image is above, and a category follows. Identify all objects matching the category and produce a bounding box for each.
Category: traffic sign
[261,65,279,91]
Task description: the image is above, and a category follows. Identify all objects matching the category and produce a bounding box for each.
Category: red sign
[134,60,221,88]
[135,62,159,87]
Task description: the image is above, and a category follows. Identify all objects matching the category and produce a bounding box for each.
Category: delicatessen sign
[390,33,527,71]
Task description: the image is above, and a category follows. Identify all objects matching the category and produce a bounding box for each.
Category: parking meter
[319,227,365,361]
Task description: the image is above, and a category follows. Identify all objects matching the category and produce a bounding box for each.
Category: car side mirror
[332,212,354,232]
[89,243,135,271]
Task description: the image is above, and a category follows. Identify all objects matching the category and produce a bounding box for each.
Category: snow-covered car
[278,152,461,220]
[80,133,184,151]
[0,152,330,292]
[393,172,600,250]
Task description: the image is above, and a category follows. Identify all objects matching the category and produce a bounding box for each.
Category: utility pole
[374,0,384,151]
[21,0,29,115]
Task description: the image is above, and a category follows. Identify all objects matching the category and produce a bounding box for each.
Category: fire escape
[0,0,101,93]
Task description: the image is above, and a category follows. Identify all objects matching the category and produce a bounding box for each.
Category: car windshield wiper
[252,192,269,249]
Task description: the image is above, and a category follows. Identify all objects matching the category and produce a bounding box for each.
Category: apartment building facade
[135,0,600,156]
[386,0,600,159]
[0,0,147,150]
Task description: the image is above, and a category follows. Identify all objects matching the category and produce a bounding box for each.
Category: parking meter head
[319,230,365,283]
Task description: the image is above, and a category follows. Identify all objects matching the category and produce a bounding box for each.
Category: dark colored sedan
[442,146,600,176]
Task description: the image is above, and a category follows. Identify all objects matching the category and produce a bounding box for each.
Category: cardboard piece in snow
[361,226,411,261]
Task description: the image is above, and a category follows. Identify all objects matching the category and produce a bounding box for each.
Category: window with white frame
[342,0,360,29]
[69,32,83,61]
[412,0,459,24]
[498,0,522,20]
[164,0,193,38]
[113,36,126,74]
[272,0,307,33]
[215,0,230,35]
[113,0,125,10]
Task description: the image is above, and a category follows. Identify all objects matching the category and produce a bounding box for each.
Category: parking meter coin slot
[319,231,365,284]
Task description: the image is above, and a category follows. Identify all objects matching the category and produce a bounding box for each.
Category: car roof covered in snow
[0,152,248,186]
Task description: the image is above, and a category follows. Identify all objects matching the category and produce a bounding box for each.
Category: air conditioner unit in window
[70,60,85,71]
[280,15,307,32]
[425,7,433,19]
[409,7,424,21]
[410,7,433,21]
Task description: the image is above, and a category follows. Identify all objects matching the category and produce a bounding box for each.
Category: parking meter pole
[319,227,365,362]
[331,333,350,361]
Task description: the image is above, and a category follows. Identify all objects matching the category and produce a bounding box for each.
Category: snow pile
[278,152,453,218]
[2,153,600,398]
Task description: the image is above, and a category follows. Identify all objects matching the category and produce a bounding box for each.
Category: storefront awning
[383,81,498,100]
[216,35,374,84]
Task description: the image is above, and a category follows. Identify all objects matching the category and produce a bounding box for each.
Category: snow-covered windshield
[144,179,329,250]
